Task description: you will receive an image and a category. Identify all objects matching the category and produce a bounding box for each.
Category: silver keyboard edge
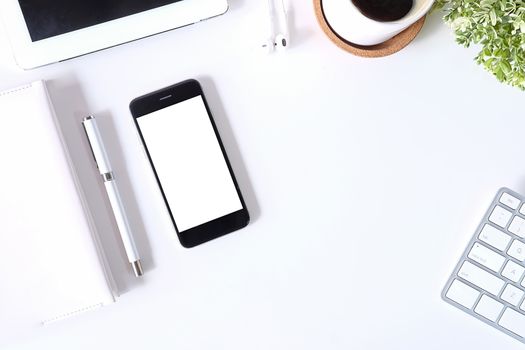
[442,187,525,344]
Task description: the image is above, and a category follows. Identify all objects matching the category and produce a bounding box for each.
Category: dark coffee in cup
[351,0,413,22]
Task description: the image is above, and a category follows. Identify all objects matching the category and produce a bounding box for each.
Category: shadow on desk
[47,76,152,295]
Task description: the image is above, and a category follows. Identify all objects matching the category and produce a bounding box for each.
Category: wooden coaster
[314,0,426,58]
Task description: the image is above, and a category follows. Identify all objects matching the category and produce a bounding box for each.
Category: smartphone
[130,80,249,248]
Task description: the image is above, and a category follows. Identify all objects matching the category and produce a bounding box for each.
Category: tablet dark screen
[18,0,182,42]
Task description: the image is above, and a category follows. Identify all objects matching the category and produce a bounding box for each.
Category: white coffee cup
[322,0,435,46]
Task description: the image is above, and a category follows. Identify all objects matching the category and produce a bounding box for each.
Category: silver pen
[82,116,143,277]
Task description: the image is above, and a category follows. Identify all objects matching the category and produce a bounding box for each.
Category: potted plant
[435,0,525,90]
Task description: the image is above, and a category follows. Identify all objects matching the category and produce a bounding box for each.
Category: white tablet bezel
[0,0,228,69]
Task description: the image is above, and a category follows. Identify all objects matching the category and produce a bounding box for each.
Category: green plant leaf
[437,0,525,90]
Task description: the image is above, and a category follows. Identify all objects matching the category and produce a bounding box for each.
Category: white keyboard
[443,188,525,344]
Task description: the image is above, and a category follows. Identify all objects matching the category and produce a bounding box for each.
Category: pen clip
[82,116,99,170]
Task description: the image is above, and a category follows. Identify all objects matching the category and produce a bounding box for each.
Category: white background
[1,0,525,349]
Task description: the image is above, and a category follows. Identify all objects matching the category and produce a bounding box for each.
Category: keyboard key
[479,224,512,251]
[468,243,505,272]
[499,308,525,337]
[458,261,505,296]
[500,192,520,210]
[501,284,525,306]
[502,260,525,283]
[445,279,480,309]
[509,216,525,238]
[508,240,525,262]
[475,295,504,322]
[489,206,513,228]
[444,189,525,344]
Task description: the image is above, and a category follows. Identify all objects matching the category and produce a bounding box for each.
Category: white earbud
[262,38,275,54]
[262,0,289,53]
[275,34,288,51]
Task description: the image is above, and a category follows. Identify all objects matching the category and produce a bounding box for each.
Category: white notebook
[0,81,117,344]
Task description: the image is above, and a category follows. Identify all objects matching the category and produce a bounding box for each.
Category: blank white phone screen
[137,96,243,232]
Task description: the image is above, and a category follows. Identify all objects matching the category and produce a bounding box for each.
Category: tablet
[0,0,228,69]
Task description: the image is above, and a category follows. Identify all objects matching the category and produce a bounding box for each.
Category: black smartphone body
[130,80,249,248]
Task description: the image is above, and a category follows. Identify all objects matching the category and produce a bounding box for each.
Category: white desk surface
[1,1,525,349]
